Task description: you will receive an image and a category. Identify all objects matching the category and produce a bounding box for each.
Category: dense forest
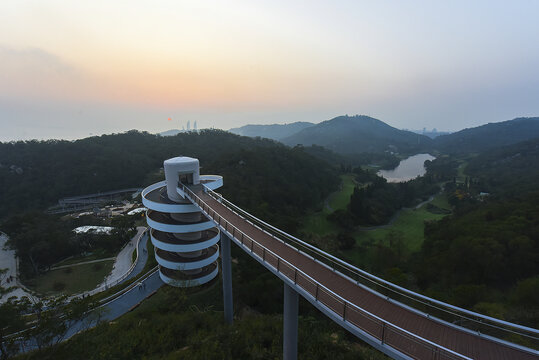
[1,212,136,279]
[0,130,338,281]
[433,117,539,154]
[411,139,539,324]
[2,128,539,357]
[0,130,338,230]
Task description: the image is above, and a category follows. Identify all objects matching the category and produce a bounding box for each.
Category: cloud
[0,46,74,73]
[0,45,96,101]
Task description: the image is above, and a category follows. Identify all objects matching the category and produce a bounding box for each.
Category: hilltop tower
[142,157,223,287]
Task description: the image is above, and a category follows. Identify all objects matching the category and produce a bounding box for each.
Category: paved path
[122,231,149,283]
[100,270,163,321]
[66,227,149,300]
[0,233,36,304]
[100,227,146,287]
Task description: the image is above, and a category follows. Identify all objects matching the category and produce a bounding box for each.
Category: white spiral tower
[142,156,223,287]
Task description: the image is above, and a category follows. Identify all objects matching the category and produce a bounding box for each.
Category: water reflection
[378,153,435,182]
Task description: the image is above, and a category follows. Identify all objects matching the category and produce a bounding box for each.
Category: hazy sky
[1,1,538,141]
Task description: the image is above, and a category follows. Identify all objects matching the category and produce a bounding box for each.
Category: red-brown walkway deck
[189,188,536,360]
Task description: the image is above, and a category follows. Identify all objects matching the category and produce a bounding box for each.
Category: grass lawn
[327,174,356,211]
[343,193,451,269]
[300,212,338,236]
[300,174,356,236]
[455,159,469,184]
[52,249,112,267]
[429,192,451,210]
[25,260,114,296]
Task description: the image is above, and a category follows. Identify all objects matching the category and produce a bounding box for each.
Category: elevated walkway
[184,184,538,360]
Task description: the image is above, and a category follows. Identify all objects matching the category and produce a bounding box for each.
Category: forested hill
[280,115,433,154]
[413,138,539,322]
[465,137,539,196]
[228,121,314,140]
[0,130,338,229]
[434,117,539,153]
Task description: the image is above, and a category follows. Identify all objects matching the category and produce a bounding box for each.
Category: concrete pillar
[283,282,299,360]
[221,233,233,324]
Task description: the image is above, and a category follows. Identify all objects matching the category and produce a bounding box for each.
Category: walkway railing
[182,185,473,360]
[200,185,539,347]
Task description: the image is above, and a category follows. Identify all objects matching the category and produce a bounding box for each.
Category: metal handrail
[201,185,539,340]
[182,185,473,360]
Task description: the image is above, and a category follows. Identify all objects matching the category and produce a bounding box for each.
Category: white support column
[221,233,234,324]
[283,282,299,360]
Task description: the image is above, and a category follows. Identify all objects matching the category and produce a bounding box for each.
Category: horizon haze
[1,1,539,141]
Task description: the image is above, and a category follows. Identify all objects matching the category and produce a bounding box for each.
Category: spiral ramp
[142,157,223,287]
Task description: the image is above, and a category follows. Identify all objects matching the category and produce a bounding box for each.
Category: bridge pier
[221,233,234,324]
[283,282,298,360]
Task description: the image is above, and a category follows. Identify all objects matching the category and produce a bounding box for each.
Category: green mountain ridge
[433,117,539,153]
[280,115,433,154]
[228,121,314,140]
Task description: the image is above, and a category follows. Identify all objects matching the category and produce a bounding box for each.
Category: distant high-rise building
[186,120,191,131]
[194,121,197,131]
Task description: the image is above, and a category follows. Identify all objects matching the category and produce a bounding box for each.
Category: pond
[377,153,435,182]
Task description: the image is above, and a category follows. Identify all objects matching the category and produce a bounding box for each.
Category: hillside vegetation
[0,130,338,230]
[413,139,539,325]
[229,121,314,140]
[434,117,539,153]
[297,137,539,328]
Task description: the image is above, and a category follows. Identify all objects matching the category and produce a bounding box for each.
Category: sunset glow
[1,0,538,140]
